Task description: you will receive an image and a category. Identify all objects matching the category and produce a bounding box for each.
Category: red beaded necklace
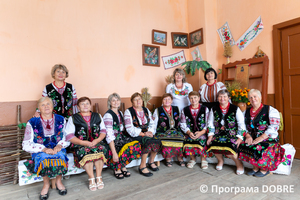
[250,104,263,118]
[206,80,216,86]
[53,81,65,89]
[220,102,230,115]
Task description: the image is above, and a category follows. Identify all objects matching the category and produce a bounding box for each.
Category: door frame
[273,17,300,144]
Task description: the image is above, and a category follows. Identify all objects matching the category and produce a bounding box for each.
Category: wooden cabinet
[222,56,269,104]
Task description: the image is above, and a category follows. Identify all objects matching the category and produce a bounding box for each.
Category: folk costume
[42,82,79,119]
[124,107,161,154]
[153,106,184,159]
[207,103,246,156]
[238,105,285,171]
[166,83,193,111]
[103,110,142,171]
[199,81,227,109]
[22,114,70,177]
[180,104,210,157]
[65,112,108,168]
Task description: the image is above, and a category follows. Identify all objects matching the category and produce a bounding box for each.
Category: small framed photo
[171,32,189,49]
[152,29,167,46]
[189,28,203,47]
[142,44,160,67]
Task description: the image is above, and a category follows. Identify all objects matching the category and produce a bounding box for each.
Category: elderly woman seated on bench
[22,97,70,200]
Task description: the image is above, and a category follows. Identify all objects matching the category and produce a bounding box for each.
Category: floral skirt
[207,131,238,156]
[183,135,207,157]
[24,149,68,178]
[157,130,184,159]
[133,136,162,154]
[107,141,142,171]
[71,141,108,168]
[239,142,285,171]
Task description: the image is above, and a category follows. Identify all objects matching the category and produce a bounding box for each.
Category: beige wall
[0,0,192,102]
[1,0,300,125]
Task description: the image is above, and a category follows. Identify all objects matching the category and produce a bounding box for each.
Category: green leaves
[18,123,27,129]
[181,60,211,76]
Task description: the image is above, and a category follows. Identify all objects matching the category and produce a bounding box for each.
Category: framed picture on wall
[189,28,203,47]
[142,44,160,67]
[171,32,189,49]
[152,29,167,46]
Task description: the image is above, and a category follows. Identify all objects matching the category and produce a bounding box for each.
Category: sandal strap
[139,167,147,171]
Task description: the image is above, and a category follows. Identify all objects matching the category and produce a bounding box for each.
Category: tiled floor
[1,159,299,200]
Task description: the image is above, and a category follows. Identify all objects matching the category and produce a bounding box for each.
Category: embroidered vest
[128,107,150,132]
[156,106,180,133]
[105,109,124,134]
[72,112,101,141]
[245,105,277,142]
[45,82,73,118]
[29,114,64,149]
[183,105,207,133]
[212,103,238,133]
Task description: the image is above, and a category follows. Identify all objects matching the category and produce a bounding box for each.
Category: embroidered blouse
[207,105,246,140]
[180,106,209,133]
[22,116,70,153]
[166,82,193,111]
[124,107,155,137]
[65,113,107,141]
[152,106,181,133]
[103,111,124,144]
[245,105,280,139]
[42,82,79,115]
[199,81,226,103]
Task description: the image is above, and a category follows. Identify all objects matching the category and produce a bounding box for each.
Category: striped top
[199,81,226,103]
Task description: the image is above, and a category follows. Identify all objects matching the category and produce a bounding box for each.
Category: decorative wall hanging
[223,41,233,63]
[236,16,264,51]
[162,50,186,69]
[182,60,211,76]
[189,28,203,47]
[171,32,189,48]
[217,22,235,46]
[142,44,160,67]
[191,47,203,61]
[152,29,167,46]
[253,46,267,58]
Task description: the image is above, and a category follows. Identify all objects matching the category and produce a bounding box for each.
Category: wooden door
[281,25,300,158]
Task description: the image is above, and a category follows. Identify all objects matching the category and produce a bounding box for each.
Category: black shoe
[247,169,258,176]
[56,188,67,196]
[40,192,49,200]
[114,171,124,179]
[139,167,153,177]
[148,162,159,171]
[121,169,131,177]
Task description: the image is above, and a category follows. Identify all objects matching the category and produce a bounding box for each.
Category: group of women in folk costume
[22,65,286,200]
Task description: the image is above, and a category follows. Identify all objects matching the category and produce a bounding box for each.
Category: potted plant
[181,60,211,76]
[230,88,251,112]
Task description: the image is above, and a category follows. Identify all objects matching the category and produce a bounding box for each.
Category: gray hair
[51,64,69,79]
[217,89,230,99]
[172,68,187,83]
[37,97,54,109]
[107,93,121,109]
[248,89,262,100]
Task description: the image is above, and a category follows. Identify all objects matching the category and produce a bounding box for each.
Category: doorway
[273,17,300,159]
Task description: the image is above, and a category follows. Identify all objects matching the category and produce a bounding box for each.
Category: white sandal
[96,176,104,190]
[88,178,97,191]
[201,160,208,169]
[187,160,196,169]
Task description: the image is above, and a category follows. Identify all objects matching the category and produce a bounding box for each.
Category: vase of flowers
[230,88,250,112]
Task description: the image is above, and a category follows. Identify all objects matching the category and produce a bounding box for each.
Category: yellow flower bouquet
[230,88,251,105]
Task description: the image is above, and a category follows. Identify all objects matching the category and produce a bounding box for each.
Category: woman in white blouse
[206,90,245,175]
[22,97,70,200]
[199,68,227,109]
[65,97,108,191]
[103,93,142,179]
[238,89,285,177]
[124,92,162,177]
[166,68,193,111]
